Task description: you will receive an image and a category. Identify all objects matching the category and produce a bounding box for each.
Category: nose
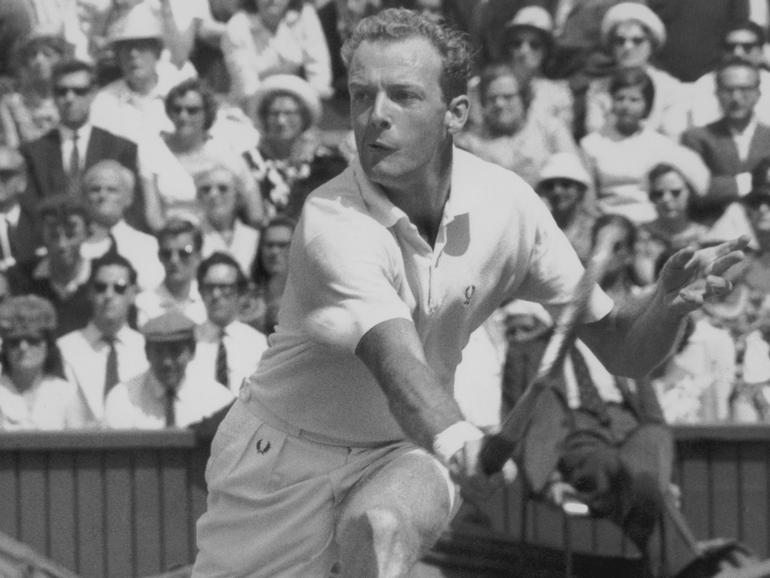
[370,92,391,129]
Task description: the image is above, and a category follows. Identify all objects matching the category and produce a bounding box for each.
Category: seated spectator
[0,28,71,148]
[80,160,164,292]
[196,163,260,277]
[535,152,597,264]
[456,62,579,188]
[57,253,148,427]
[7,195,92,337]
[648,312,736,424]
[689,22,770,128]
[592,214,649,304]
[581,68,709,224]
[241,215,295,335]
[242,74,346,221]
[104,311,233,429]
[161,78,262,225]
[584,2,687,139]
[637,163,715,283]
[135,218,206,328]
[682,57,770,233]
[221,0,333,111]
[20,58,156,231]
[0,145,42,270]
[192,252,268,395]
[0,295,85,430]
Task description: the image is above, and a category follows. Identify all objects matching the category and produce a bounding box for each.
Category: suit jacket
[681,119,770,204]
[2,200,41,268]
[20,126,148,231]
[503,331,665,494]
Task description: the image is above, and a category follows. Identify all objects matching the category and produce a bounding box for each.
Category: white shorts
[192,399,457,578]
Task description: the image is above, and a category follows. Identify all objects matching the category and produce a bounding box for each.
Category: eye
[391,89,419,104]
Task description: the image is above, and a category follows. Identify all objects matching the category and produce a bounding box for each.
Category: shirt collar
[0,203,21,227]
[156,280,202,306]
[147,370,191,401]
[198,319,234,340]
[83,321,131,346]
[59,123,93,143]
[33,257,91,298]
[729,115,758,138]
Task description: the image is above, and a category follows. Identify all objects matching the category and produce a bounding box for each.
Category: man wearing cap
[58,253,149,427]
[0,295,86,430]
[536,152,597,264]
[104,310,233,429]
[0,146,42,270]
[191,252,268,396]
[6,195,92,337]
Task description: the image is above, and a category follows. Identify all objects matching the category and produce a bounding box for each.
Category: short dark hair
[647,162,697,215]
[341,7,472,102]
[478,61,532,111]
[37,194,90,224]
[609,67,655,117]
[715,55,760,89]
[724,21,766,47]
[89,252,138,287]
[197,251,248,293]
[51,58,96,88]
[252,215,296,286]
[157,218,203,253]
[165,78,218,131]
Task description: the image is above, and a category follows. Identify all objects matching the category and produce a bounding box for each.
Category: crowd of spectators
[2,0,770,432]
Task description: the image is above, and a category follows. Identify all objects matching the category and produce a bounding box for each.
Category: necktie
[68,131,81,195]
[216,330,229,388]
[569,346,610,424]
[164,389,176,428]
[103,336,119,397]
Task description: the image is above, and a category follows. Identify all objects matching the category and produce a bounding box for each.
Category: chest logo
[463,285,476,306]
[256,439,272,455]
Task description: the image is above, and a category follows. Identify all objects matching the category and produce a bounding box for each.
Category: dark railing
[1,425,769,577]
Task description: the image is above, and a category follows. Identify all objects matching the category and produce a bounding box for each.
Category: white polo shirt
[245,148,613,444]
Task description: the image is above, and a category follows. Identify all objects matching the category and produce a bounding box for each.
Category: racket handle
[480,433,517,476]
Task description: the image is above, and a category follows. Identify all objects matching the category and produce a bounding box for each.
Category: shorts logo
[256,439,271,455]
[463,285,476,306]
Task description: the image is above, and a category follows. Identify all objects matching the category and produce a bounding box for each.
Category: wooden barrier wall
[1,425,770,577]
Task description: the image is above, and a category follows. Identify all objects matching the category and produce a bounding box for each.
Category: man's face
[115,39,160,86]
[0,149,27,208]
[53,70,95,129]
[41,214,87,269]
[264,95,305,143]
[649,170,690,221]
[482,74,525,135]
[90,264,136,326]
[200,263,240,327]
[146,340,192,391]
[611,21,652,69]
[197,169,238,224]
[158,232,200,285]
[260,224,292,276]
[84,168,131,226]
[746,196,770,234]
[538,178,584,217]
[717,65,760,123]
[349,37,464,195]
[507,28,546,74]
[724,29,763,66]
[169,90,206,139]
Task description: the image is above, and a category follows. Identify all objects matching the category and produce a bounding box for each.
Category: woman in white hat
[583,2,687,140]
[242,74,346,221]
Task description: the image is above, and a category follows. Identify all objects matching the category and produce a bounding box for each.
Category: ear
[444,94,470,135]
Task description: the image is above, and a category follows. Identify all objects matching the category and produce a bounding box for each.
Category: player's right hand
[447,437,518,504]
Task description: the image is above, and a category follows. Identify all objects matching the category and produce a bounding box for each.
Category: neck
[128,73,158,96]
[210,215,235,233]
[263,137,294,160]
[552,207,578,230]
[12,368,42,393]
[164,278,191,299]
[62,119,87,132]
[168,131,206,153]
[95,317,125,339]
[756,231,770,251]
[657,214,689,233]
[728,115,753,133]
[616,122,640,137]
[88,221,113,241]
[50,257,81,284]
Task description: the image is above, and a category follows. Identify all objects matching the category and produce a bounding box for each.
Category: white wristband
[432,421,484,465]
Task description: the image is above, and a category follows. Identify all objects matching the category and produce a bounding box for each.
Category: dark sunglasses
[725,41,759,52]
[6,336,44,348]
[511,38,543,51]
[541,178,581,190]
[612,35,647,47]
[93,280,130,295]
[649,188,683,202]
[198,183,233,194]
[159,245,197,261]
[170,105,203,115]
[200,282,238,296]
[53,85,92,97]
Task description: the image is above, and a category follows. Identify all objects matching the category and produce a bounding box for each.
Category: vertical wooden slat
[17,451,48,554]
[104,451,134,578]
[48,451,77,571]
[160,449,190,571]
[678,441,711,539]
[133,449,163,577]
[187,446,209,561]
[0,450,19,538]
[710,441,741,543]
[738,442,769,558]
[75,451,105,578]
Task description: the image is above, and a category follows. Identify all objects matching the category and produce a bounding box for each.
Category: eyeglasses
[649,188,684,202]
[6,336,45,348]
[725,41,759,52]
[511,38,543,51]
[200,282,238,296]
[53,85,92,97]
[541,178,581,190]
[93,280,130,295]
[159,245,197,261]
[612,35,648,47]
[267,109,301,119]
[170,104,204,115]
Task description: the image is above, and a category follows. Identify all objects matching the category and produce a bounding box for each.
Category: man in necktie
[0,146,40,270]
[57,252,148,426]
[103,311,233,429]
[193,252,268,395]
